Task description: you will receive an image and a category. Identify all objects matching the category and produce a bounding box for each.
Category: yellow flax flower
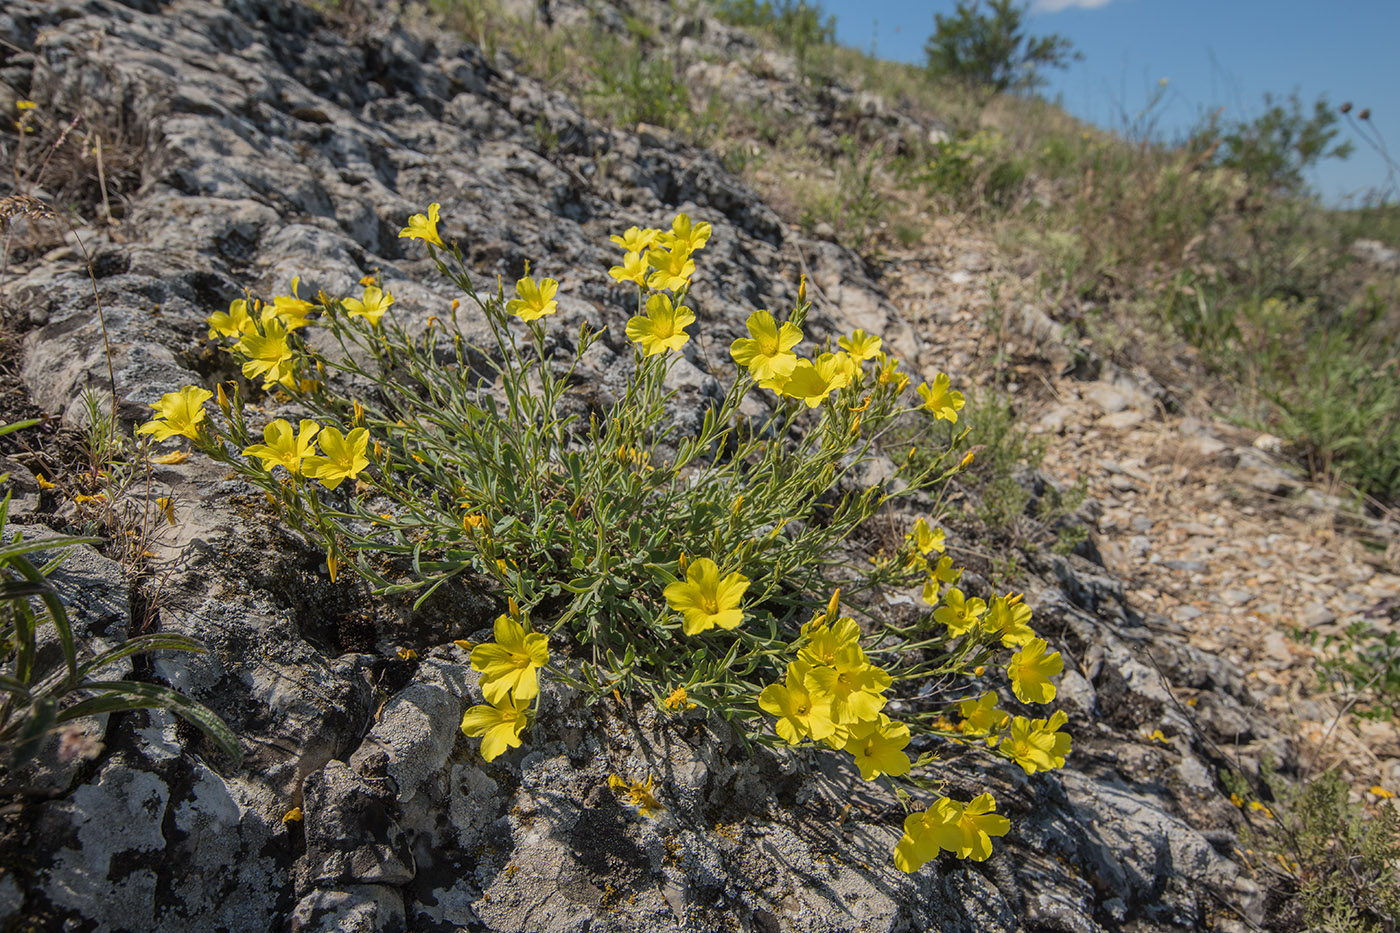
[843,715,911,780]
[235,318,296,389]
[207,298,258,340]
[608,249,649,286]
[626,293,695,356]
[931,794,1010,861]
[663,557,749,635]
[804,645,892,724]
[151,450,191,465]
[470,614,550,705]
[911,518,945,555]
[270,277,316,331]
[1005,710,1071,774]
[917,373,965,423]
[645,245,695,292]
[958,691,1010,737]
[399,202,444,247]
[137,386,213,442]
[759,661,836,745]
[837,329,882,362]
[460,694,530,762]
[660,213,711,254]
[662,686,696,711]
[779,352,855,407]
[303,426,370,490]
[933,588,987,637]
[155,496,176,525]
[608,773,664,818]
[985,595,1035,647]
[242,419,320,476]
[797,616,862,669]
[730,309,802,384]
[505,276,559,322]
[1008,638,1064,704]
[342,284,394,325]
[610,226,662,254]
[893,798,959,873]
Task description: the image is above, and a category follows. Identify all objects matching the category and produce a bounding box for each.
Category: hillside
[0,1,1396,931]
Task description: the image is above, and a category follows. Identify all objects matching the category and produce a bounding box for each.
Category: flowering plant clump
[147,206,1071,870]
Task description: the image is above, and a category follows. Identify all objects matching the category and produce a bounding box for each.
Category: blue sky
[819,0,1399,206]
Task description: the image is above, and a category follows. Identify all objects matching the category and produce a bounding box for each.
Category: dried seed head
[1340,102,1353,114]
[0,194,56,225]
[1359,108,1371,120]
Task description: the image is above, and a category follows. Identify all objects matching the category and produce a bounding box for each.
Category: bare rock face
[0,0,1271,930]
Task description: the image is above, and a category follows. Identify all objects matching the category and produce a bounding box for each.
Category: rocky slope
[0,0,1326,930]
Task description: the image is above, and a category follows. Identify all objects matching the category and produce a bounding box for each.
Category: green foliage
[0,421,240,767]
[956,390,1086,576]
[919,129,1027,211]
[798,136,888,251]
[1296,613,1400,721]
[1244,770,1400,931]
[587,44,691,129]
[1192,92,1354,195]
[714,0,835,72]
[924,0,1078,93]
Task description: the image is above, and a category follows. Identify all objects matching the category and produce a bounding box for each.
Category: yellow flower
[242,419,320,476]
[662,686,696,711]
[608,249,649,286]
[958,691,1010,736]
[151,450,191,465]
[730,309,802,384]
[876,353,908,390]
[35,474,56,490]
[610,226,662,254]
[207,298,258,340]
[930,793,1010,861]
[396,647,418,661]
[985,595,1036,647]
[608,773,664,818]
[779,353,854,407]
[1008,637,1063,704]
[1005,710,1071,773]
[929,555,961,587]
[460,694,531,762]
[269,277,316,331]
[15,100,38,111]
[893,798,959,873]
[303,426,370,490]
[804,645,892,724]
[843,715,911,780]
[505,276,560,322]
[660,213,711,254]
[917,373,965,423]
[470,614,550,705]
[645,245,695,292]
[343,284,394,325]
[137,386,213,442]
[1372,785,1396,800]
[156,496,176,525]
[759,661,836,744]
[797,615,862,668]
[933,587,986,637]
[837,329,882,362]
[282,807,304,824]
[399,202,444,247]
[911,518,945,555]
[662,557,749,635]
[235,318,296,389]
[625,293,695,356]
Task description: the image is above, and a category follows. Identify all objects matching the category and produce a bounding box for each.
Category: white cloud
[1032,0,1117,12]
